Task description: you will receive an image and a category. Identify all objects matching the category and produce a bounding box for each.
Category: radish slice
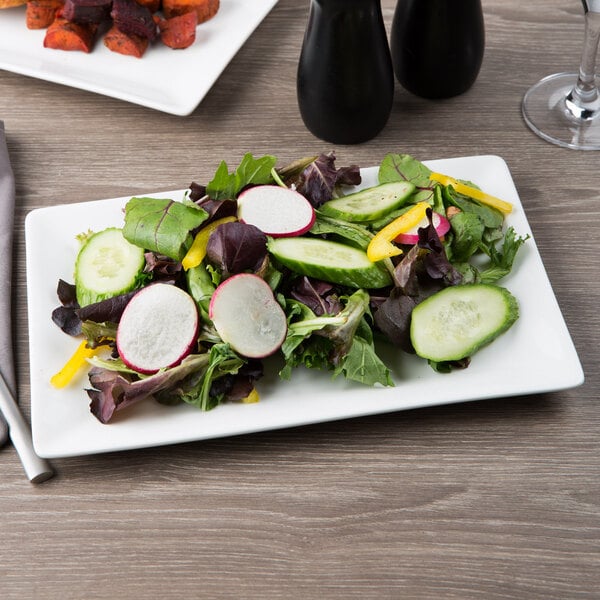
[209,273,287,358]
[116,283,199,374]
[237,185,315,237]
[394,210,450,245]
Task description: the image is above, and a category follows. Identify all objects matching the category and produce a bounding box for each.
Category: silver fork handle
[0,374,54,483]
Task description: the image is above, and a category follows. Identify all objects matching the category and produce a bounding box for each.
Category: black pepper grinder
[297,0,394,144]
[390,0,485,99]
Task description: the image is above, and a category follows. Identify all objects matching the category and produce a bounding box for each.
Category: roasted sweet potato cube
[104,24,150,57]
[162,0,218,24]
[43,17,97,52]
[135,0,160,13]
[26,0,65,29]
[157,11,197,49]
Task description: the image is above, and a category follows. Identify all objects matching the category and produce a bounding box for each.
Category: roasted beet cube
[111,0,157,40]
[62,0,112,24]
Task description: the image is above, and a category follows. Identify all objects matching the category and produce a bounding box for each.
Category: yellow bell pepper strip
[50,340,101,388]
[429,172,513,214]
[181,216,237,271]
[241,388,260,404]
[367,201,431,262]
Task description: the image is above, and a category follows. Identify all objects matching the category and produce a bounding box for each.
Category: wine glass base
[522,72,600,150]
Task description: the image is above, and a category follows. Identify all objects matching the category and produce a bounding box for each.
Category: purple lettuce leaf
[188,182,207,202]
[196,197,238,222]
[52,279,82,336]
[88,353,212,423]
[143,253,183,285]
[87,344,260,423]
[289,276,342,316]
[294,152,361,208]
[206,221,268,278]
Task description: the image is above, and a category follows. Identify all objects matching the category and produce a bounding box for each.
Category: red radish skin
[209,273,287,358]
[237,185,316,237]
[394,211,451,245]
[116,283,199,374]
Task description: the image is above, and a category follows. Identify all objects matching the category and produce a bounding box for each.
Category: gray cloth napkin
[0,121,16,447]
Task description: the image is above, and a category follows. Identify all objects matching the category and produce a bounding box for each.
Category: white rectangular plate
[0,0,278,115]
[25,155,584,458]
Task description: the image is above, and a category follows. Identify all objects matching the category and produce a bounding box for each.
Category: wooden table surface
[1,0,598,598]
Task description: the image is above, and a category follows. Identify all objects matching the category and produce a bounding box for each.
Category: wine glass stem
[568,6,600,118]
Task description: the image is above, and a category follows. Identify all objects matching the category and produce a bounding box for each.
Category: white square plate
[0,0,278,115]
[25,155,584,458]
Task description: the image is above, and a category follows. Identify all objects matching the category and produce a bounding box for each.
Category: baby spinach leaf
[443,185,503,229]
[447,211,486,263]
[311,214,373,250]
[378,153,434,203]
[379,153,431,186]
[123,197,208,261]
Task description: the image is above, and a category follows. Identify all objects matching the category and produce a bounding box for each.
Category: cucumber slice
[268,237,392,289]
[75,227,146,307]
[410,284,519,362]
[319,181,415,222]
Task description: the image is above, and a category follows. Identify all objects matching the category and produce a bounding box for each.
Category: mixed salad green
[51,152,528,423]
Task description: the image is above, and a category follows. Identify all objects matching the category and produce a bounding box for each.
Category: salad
[50,152,528,424]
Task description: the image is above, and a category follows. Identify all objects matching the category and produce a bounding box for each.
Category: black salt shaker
[297,0,394,144]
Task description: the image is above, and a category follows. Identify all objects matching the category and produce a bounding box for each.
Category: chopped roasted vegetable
[104,25,149,58]
[157,11,198,50]
[62,0,112,25]
[111,0,157,40]
[26,0,65,29]
[43,17,97,52]
[162,0,219,23]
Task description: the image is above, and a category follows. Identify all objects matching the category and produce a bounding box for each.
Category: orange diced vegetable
[43,17,97,52]
[157,11,197,49]
[135,0,160,13]
[162,0,218,23]
[26,0,64,29]
[104,24,149,57]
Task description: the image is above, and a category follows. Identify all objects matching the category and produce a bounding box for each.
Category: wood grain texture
[1,0,599,598]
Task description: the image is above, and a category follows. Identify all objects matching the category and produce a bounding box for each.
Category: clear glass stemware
[522,0,600,150]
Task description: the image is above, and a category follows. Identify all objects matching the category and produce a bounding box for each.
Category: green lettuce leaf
[206,153,277,200]
[479,227,530,283]
[281,289,393,387]
[174,344,246,411]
